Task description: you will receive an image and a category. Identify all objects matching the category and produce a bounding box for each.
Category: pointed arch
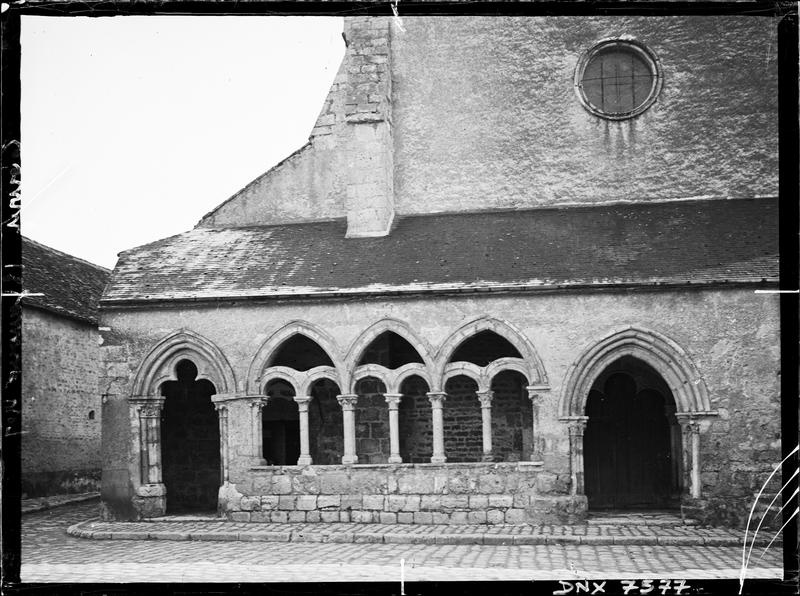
[560,325,712,418]
[131,329,236,396]
[434,316,548,389]
[247,321,345,394]
[345,318,435,371]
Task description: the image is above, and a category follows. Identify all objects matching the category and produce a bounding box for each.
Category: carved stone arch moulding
[259,367,302,397]
[433,316,549,390]
[350,364,393,394]
[442,362,485,391]
[246,320,346,395]
[344,317,436,373]
[559,325,714,418]
[484,357,532,387]
[131,329,237,397]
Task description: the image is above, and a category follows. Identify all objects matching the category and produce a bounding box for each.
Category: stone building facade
[99,16,781,528]
[21,237,110,496]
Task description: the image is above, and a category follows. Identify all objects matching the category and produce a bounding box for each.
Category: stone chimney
[341,17,395,238]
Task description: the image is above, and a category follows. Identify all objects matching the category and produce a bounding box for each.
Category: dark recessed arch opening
[398,375,432,463]
[308,378,343,465]
[354,377,389,463]
[161,359,220,513]
[358,331,424,368]
[442,375,482,463]
[450,330,522,366]
[490,370,532,462]
[263,379,300,466]
[269,334,334,371]
[584,356,682,510]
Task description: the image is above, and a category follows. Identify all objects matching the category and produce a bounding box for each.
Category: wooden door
[585,373,674,510]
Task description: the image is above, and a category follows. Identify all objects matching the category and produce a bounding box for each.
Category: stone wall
[219,462,580,524]
[22,306,102,496]
[392,16,778,213]
[99,287,781,526]
[197,16,777,228]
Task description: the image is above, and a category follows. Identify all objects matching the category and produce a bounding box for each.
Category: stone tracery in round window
[575,39,663,120]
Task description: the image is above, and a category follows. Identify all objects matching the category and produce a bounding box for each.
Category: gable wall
[392,16,778,212]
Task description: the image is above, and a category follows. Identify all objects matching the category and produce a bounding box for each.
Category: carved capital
[384,393,403,408]
[336,394,359,410]
[294,395,312,412]
[476,390,494,408]
[566,416,588,436]
[214,403,229,417]
[249,398,267,412]
[426,392,447,407]
[131,397,165,418]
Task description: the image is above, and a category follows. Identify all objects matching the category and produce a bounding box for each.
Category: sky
[21,16,345,269]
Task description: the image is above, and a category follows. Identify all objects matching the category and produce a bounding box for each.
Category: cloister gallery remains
[99,16,781,528]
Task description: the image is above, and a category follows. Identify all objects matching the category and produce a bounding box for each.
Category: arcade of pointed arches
[128,319,716,512]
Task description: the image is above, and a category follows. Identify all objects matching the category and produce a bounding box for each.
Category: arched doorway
[160,359,220,513]
[584,356,681,510]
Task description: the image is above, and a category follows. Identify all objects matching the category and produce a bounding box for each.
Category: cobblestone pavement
[19,501,783,584]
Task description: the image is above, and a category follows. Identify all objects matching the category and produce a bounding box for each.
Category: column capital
[214,403,229,416]
[336,394,359,410]
[249,398,267,411]
[294,395,313,412]
[426,392,447,407]
[384,393,403,408]
[526,385,549,402]
[565,416,588,435]
[476,390,494,407]
[130,397,165,418]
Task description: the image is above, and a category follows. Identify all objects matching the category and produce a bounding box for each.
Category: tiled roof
[22,237,111,324]
[102,198,778,304]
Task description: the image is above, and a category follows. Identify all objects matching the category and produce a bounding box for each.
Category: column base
[481,453,495,463]
[430,455,447,464]
[297,455,313,466]
[133,483,166,518]
[342,455,359,465]
[388,455,403,464]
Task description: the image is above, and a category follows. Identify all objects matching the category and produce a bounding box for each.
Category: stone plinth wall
[219,462,582,524]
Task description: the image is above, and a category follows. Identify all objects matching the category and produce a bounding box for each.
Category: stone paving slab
[68,518,771,547]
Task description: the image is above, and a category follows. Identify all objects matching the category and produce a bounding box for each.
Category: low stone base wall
[221,462,584,524]
[22,469,100,499]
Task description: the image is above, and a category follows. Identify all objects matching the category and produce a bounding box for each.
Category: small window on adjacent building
[88,410,95,420]
[575,39,662,120]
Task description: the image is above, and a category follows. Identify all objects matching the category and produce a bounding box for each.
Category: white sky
[21,16,345,269]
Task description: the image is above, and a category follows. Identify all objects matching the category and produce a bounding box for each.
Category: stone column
[526,386,544,461]
[135,398,166,487]
[476,390,494,462]
[250,398,267,465]
[337,394,359,465]
[215,403,229,483]
[384,393,403,464]
[689,418,702,499]
[427,392,447,464]
[294,396,313,466]
[567,417,589,496]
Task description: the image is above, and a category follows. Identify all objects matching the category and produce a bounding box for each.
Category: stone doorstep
[66,520,778,547]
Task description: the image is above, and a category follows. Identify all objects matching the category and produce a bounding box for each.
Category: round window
[575,39,663,120]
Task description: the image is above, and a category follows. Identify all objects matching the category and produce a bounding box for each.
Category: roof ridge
[22,236,112,273]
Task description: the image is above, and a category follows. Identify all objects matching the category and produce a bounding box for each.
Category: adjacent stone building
[99,16,781,527]
[21,237,110,497]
